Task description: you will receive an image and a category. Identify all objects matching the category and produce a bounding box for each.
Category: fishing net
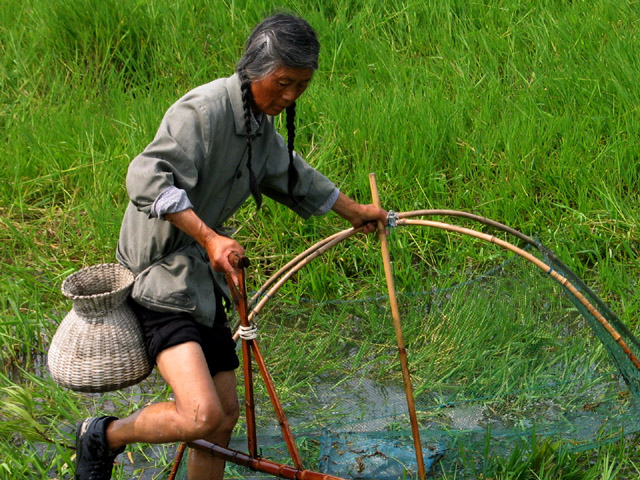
[215,213,640,479]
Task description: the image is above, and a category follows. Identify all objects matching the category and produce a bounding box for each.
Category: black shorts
[128,296,240,377]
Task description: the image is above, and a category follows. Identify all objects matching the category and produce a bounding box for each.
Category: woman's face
[251,66,314,116]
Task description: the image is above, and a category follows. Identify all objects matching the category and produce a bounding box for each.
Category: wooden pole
[226,253,304,469]
[189,439,347,480]
[369,173,427,480]
[249,339,304,469]
[167,441,187,480]
[226,254,258,458]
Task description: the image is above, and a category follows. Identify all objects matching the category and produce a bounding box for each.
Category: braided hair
[236,13,319,207]
[285,102,299,202]
[239,70,262,208]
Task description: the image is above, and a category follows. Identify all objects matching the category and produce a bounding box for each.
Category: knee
[178,399,239,441]
[178,401,224,441]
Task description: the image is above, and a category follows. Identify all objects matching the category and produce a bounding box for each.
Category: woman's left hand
[331,192,388,234]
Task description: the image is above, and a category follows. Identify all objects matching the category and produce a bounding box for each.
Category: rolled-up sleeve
[313,187,340,216]
[150,186,194,218]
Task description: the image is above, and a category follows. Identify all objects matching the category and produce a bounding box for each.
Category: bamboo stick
[167,441,187,480]
[249,339,304,469]
[188,440,347,480]
[226,254,258,458]
[369,173,427,480]
[227,253,304,469]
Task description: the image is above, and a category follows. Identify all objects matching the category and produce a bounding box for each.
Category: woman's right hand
[202,231,245,285]
[164,209,246,285]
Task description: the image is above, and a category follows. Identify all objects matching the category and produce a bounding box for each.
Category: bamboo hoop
[238,209,538,336]
[399,218,640,371]
[244,207,528,313]
[232,226,363,340]
[398,209,536,246]
[248,229,357,308]
[173,205,638,480]
[240,210,638,373]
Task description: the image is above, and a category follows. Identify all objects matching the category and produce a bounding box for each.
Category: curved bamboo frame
[245,228,363,323]
[241,210,537,327]
[240,210,639,372]
[238,209,639,373]
[172,209,639,480]
[398,218,640,371]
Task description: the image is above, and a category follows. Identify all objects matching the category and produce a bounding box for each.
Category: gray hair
[236,13,320,80]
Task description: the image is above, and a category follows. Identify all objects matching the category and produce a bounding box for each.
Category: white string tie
[238,323,258,341]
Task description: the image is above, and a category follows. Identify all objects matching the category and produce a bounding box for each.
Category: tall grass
[2,0,640,478]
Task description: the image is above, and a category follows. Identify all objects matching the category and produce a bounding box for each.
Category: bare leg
[187,370,238,480]
[103,341,239,480]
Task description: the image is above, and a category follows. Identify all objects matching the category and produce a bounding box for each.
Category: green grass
[2,0,640,478]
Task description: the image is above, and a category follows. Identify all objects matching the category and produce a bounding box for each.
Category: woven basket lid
[48,263,153,392]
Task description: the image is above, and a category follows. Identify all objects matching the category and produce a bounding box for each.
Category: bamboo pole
[369,173,427,480]
[226,254,258,458]
[167,441,187,480]
[248,339,304,469]
[188,439,347,480]
[227,253,304,469]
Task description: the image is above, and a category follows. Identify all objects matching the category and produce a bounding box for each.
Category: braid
[285,103,300,203]
[239,70,262,209]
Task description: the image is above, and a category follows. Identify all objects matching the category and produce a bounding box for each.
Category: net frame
[170,209,639,479]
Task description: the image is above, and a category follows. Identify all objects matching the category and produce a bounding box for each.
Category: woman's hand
[331,192,388,234]
[202,231,245,286]
[164,209,245,286]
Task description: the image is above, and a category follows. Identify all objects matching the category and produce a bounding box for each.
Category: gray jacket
[117,73,336,326]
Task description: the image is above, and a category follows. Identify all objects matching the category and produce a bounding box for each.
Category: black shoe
[75,416,124,480]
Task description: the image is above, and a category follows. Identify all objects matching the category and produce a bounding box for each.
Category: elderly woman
[74,13,386,480]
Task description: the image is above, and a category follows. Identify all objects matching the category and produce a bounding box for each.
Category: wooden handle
[228,252,250,269]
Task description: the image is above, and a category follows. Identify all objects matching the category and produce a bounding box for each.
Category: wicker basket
[47,263,153,392]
